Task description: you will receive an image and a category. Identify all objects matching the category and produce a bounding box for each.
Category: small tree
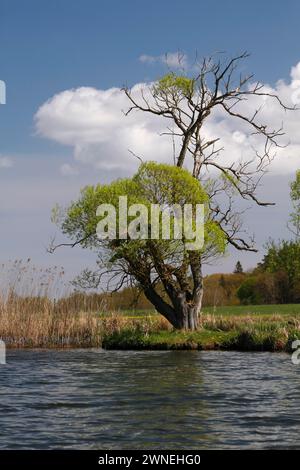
[234,261,243,274]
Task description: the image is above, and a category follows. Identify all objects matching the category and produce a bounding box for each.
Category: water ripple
[0,349,299,449]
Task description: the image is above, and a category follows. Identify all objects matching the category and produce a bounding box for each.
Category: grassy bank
[1,296,300,350]
[101,311,300,352]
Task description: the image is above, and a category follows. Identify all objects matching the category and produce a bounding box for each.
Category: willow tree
[53,163,225,330]
[52,53,291,330]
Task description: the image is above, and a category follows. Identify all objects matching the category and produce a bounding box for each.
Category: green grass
[102,326,300,352]
[102,329,238,350]
[101,304,300,352]
[202,304,300,316]
[113,304,300,319]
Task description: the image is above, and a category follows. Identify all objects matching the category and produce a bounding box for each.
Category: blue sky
[1,0,300,282]
[2,0,300,154]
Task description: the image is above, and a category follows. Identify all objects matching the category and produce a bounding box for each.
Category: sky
[1,0,300,284]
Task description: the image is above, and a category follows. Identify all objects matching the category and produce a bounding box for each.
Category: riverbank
[101,314,299,352]
[1,304,300,351]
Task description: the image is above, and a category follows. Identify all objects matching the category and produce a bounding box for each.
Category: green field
[121,304,300,319]
[202,304,300,316]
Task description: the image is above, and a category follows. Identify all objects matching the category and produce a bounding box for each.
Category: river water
[0,349,299,449]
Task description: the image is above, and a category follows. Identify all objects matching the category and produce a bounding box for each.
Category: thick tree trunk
[172,292,202,331]
[143,286,179,328]
[175,305,200,330]
[136,250,204,331]
[143,285,202,331]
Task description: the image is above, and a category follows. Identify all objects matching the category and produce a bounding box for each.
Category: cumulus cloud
[139,52,188,69]
[35,85,171,172]
[35,62,300,176]
[0,156,13,168]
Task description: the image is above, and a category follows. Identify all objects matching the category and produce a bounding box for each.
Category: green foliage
[290,170,300,237]
[134,161,207,206]
[262,240,300,285]
[59,162,226,259]
[291,170,300,200]
[154,73,194,98]
[237,277,262,305]
[241,239,300,304]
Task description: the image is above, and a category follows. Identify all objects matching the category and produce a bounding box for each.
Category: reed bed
[0,297,101,348]
[0,260,102,347]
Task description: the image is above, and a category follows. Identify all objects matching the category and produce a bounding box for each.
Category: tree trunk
[172,293,201,331]
[176,305,199,330]
[143,285,202,331]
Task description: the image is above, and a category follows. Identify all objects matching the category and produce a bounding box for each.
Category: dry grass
[0,296,101,348]
[0,260,102,347]
[100,312,171,335]
[0,300,171,348]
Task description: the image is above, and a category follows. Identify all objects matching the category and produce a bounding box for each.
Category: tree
[234,261,243,274]
[237,271,288,305]
[53,163,225,330]
[289,170,300,239]
[260,239,300,302]
[52,52,292,330]
[123,52,291,252]
[237,276,262,305]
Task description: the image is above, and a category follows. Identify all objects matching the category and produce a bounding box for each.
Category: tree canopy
[53,162,225,329]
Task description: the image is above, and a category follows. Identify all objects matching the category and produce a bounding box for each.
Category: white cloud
[35,62,300,177]
[139,52,188,69]
[35,85,171,172]
[0,156,13,168]
[139,54,157,65]
[60,163,79,176]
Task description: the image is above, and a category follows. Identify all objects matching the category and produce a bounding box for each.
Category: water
[0,349,299,449]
